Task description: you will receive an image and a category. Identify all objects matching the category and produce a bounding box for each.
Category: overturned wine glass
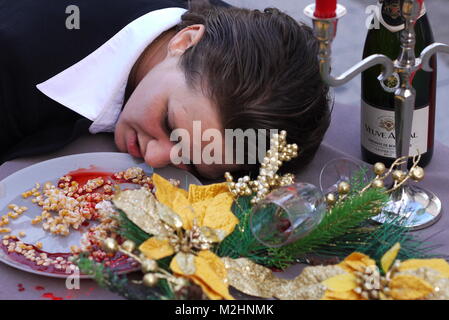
[249,182,326,248]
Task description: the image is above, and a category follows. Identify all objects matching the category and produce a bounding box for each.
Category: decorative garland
[74,132,443,300]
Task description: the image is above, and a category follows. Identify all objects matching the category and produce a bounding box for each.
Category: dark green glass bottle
[361,0,436,167]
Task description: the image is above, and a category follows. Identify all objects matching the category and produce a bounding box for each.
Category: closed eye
[163,105,175,134]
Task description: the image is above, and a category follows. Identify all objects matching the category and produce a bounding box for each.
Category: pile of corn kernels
[0,167,153,251]
[0,204,29,234]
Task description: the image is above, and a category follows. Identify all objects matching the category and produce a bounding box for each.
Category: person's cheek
[143,139,174,168]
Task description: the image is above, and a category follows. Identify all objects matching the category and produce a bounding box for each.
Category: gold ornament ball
[373,162,386,176]
[325,193,337,206]
[411,166,425,181]
[337,181,351,195]
[141,259,158,273]
[244,189,253,196]
[103,238,118,253]
[121,240,136,252]
[371,179,384,189]
[392,170,406,182]
[143,273,159,287]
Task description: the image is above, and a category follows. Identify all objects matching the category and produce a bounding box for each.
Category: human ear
[167,24,205,56]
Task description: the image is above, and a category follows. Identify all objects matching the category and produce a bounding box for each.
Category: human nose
[143,139,174,168]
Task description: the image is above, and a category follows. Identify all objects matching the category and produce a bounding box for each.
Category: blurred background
[226,0,449,147]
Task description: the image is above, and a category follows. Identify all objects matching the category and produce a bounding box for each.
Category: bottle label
[378,0,426,33]
[361,101,429,158]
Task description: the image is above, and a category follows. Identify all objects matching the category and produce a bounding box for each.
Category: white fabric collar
[36,7,187,134]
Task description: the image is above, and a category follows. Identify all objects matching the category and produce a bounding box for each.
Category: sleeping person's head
[115,4,330,179]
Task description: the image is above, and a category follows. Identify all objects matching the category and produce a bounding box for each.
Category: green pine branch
[355,215,440,261]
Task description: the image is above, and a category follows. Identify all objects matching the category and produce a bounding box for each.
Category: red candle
[314,0,337,18]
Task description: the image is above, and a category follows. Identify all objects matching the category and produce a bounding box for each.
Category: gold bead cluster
[225,130,298,204]
[102,237,189,291]
[324,181,351,206]
[368,154,425,193]
[166,224,216,253]
[353,261,401,300]
[324,154,426,207]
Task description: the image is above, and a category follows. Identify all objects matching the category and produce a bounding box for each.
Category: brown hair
[178,2,331,175]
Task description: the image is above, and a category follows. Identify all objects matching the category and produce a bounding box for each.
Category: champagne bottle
[361,0,436,167]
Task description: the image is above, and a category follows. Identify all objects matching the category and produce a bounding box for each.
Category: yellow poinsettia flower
[139,174,239,300]
[322,243,447,300]
[322,252,375,300]
[152,173,238,233]
[171,250,234,300]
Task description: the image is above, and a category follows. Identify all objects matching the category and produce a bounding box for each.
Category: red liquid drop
[42,292,64,300]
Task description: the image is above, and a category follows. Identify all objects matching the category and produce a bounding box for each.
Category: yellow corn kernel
[0,228,11,233]
[31,216,42,225]
[35,242,43,249]
[21,191,32,199]
[8,212,18,219]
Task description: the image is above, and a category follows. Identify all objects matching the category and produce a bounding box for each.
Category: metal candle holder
[305,0,449,230]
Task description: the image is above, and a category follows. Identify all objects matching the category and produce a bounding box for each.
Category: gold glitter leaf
[389,274,434,300]
[223,257,288,298]
[223,258,346,300]
[139,237,174,260]
[113,188,168,237]
[381,242,401,273]
[156,201,183,230]
[291,265,346,286]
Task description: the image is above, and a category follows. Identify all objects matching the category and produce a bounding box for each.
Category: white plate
[0,152,202,278]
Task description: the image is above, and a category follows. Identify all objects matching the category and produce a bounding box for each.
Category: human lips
[126,130,143,158]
